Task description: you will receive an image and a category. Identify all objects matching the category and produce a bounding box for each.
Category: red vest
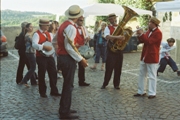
[108,25,116,35]
[36,30,51,57]
[57,21,74,55]
[74,27,84,48]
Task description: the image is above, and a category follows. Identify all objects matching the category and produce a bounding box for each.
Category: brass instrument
[109,6,139,52]
[64,32,81,55]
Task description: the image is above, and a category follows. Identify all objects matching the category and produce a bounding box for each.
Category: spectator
[90,21,107,71]
[157,38,180,76]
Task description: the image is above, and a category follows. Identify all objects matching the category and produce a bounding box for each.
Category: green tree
[97,0,153,27]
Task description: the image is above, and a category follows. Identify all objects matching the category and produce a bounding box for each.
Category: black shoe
[40,94,47,98]
[134,93,146,97]
[177,71,180,76]
[148,95,156,99]
[60,115,79,119]
[70,110,77,113]
[79,82,90,86]
[114,86,120,89]
[50,93,61,96]
[101,85,106,89]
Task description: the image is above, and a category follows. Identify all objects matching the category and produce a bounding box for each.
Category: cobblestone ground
[0,49,180,120]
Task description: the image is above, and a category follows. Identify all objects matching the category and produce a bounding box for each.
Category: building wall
[157,12,180,64]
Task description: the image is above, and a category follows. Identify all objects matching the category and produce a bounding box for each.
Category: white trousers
[137,61,158,96]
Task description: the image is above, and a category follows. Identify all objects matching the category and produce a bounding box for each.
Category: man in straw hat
[75,15,91,86]
[101,13,125,90]
[134,17,162,99]
[32,19,61,98]
[56,5,88,119]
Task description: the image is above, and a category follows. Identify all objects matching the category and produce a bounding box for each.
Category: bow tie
[113,24,118,27]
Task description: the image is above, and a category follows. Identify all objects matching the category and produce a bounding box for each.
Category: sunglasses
[79,20,84,22]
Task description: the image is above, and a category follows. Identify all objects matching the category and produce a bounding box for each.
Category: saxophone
[64,32,81,55]
[108,6,139,53]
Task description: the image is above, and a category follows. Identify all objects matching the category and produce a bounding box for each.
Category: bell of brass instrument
[109,6,139,52]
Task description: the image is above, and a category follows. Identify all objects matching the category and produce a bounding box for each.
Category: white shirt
[104,24,117,38]
[32,29,53,51]
[75,24,90,39]
[63,20,83,62]
[159,42,176,59]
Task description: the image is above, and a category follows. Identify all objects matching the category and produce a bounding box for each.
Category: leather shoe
[70,110,77,113]
[40,94,47,98]
[101,85,106,89]
[114,86,120,89]
[60,115,79,119]
[177,71,180,76]
[79,82,90,86]
[50,93,61,96]
[134,93,146,97]
[148,95,156,99]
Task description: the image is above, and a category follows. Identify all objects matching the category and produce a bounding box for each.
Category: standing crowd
[14,4,180,119]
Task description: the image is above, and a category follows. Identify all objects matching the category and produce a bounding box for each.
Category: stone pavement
[0,49,180,120]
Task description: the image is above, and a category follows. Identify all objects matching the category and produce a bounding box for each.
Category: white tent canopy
[155,0,180,12]
[82,3,152,17]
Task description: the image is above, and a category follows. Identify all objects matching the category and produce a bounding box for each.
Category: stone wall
[1,27,38,49]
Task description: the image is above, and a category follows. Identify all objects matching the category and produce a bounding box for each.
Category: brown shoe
[134,93,146,97]
[148,95,156,99]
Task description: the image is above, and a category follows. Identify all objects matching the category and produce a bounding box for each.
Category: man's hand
[85,37,91,43]
[43,45,52,51]
[117,35,125,41]
[80,58,88,68]
[75,43,81,48]
[136,26,143,36]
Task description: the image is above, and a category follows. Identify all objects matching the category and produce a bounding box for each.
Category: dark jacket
[94,30,107,47]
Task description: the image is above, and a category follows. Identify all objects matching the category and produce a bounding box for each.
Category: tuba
[108,6,139,53]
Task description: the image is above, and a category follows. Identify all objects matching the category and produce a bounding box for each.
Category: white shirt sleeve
[64,25,83,62]
[104,26,110,38]
[32,32,43,51]
[84,26,90,38]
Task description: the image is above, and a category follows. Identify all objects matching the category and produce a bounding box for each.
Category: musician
[134,17,162,99]
[75,16,90,86]
[32,19,61,98]
[101,13,125,89]
[56,5,88,119]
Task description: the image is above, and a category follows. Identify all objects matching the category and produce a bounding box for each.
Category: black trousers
[158,57,178,73]
[16,51,30,84]
[78,62,85,84]
[103,50,123,87]
[36,56,58,95]
[58,55,76,117]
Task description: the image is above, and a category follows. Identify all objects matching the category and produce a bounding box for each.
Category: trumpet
[133,26,148,36]
[133,26,147,33]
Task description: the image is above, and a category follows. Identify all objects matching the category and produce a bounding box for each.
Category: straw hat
[21,22,28,28]
[108,13,117,19]
[39,19,50,25]
[150,17,160,26]
[65,5,84,18]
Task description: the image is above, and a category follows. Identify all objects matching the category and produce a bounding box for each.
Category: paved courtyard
[0,49,180,120]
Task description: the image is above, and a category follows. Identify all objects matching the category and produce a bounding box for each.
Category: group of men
[16,4,165,119]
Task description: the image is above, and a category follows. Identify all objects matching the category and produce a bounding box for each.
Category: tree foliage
[1,10,56,26]
[96,0,153,27]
